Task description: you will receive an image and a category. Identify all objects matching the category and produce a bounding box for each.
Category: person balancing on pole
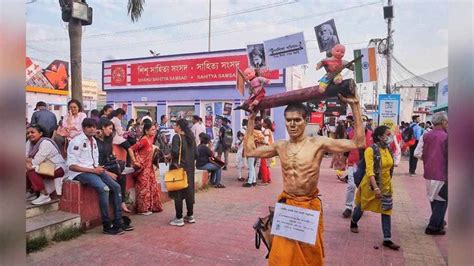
[244,93,365,265]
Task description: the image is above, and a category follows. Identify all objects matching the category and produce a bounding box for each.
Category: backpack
[402,124,416,142]
[222,126,233,148]
[353,144,394,187]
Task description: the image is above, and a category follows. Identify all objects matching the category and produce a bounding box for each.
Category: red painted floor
[27,154,447,265]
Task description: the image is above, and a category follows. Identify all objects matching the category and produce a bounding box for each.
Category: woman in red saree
[129,122,163,215]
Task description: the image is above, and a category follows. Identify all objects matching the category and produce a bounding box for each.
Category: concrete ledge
[59,168,209,229]
[26,210,81,241]
[26,199,59,219]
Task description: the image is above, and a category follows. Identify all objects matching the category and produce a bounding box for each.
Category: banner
[325,97,346,116]
[310,112,324,126]
[236,68,245,96]
[353,47,377,83]
[378,94,400,131]
[26,57,69,92]
[103,51,283,90]
[264,32,308,70]
[436,77,448,107]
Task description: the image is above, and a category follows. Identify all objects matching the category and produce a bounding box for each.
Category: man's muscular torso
[274,136,328,197]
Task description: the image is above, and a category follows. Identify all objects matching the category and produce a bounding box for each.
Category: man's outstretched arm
[323,94,365,153]
[244,113,278,158]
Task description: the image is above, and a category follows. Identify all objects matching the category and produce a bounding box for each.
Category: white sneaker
[169,218,185,227]
[139,211,153,216]
[26,192,37,201]
[31,194,51,205]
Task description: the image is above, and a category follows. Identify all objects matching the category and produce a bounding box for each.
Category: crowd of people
[25,99,447,254]
[25,100,277,234]
[318,111,448,249]
[24,97,448,266]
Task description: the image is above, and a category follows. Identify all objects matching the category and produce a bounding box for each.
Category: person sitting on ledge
[26,124,67,205]
[67,118,133,235]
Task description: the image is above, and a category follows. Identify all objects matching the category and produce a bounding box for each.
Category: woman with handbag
[26,124,67,205]
[95,119,131,213]
[169,119,198,227]
[196,133,225,188]
[129,121,163,215]
[351,125,400,250]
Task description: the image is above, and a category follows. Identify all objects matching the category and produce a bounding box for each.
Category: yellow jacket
[355,146,394,215]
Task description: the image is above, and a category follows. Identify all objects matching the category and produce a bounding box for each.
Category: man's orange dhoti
[269,190,324,266]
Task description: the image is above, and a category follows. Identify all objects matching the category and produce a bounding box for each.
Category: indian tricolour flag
[353,47,377,83]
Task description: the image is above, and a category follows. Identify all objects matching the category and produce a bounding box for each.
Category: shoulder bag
[164,134,188,191]
[253,206,275,259]
[37,160,56,177]
[209,150,225,168]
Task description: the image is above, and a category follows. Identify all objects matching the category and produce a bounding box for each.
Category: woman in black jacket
[169,119,198,227]
[95,119,131,213]
[196,133,225,188]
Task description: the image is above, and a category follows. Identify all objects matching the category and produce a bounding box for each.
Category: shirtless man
[244,94,364,265]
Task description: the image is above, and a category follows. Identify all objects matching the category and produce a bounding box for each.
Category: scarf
[377,140,389,148]
[28,137,61,158]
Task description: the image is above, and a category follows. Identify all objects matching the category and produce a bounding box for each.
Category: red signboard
[111,64,127,86]
[107,53,280,88]
[310,112,324,126]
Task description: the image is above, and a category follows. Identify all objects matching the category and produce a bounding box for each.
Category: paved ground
[27,154,447,265]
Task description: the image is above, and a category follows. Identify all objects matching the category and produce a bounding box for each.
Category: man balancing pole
[244,94,365,265]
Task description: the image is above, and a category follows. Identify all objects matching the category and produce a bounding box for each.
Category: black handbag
[253,206,275,259]
[103,155,125,176]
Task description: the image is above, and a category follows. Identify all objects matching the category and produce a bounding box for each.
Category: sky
[26,0,448,100]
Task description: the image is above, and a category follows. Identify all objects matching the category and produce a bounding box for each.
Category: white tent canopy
[395,67,447,88]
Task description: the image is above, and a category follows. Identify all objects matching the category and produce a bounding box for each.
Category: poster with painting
[205,115,213,128]
[223,102,233,116]
[214,115,223,128]
[214,102,223,116]
[205,103,213,116]
[206,127,214,139]
[314,19,340,53]
[246,43,267,69]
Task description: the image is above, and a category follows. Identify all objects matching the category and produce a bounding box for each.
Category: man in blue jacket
[30,101,57,138]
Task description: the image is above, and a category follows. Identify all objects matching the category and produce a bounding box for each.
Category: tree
[66,0,146,103]
[127,0,145,23]
[68,2,82,103]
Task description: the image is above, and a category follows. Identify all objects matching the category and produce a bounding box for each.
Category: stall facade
[102,49,287,141]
